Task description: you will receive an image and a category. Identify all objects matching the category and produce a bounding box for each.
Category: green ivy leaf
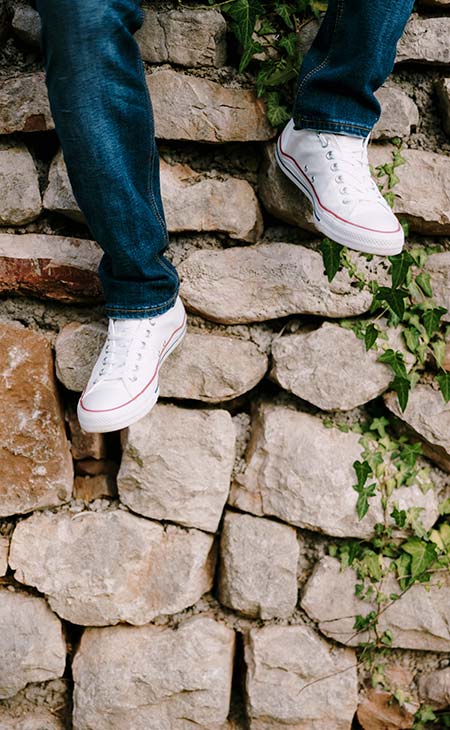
[415,272,433,298]
[423,307,448,338]
[401,537,437,583]
[320,238,343,282]
[389,251,414,289]
[373,287,409,320]
[437,371,450,402]
[432,340,446,370]
[391,374,411,412]
[364,323,379,351]
[377,349,408,378]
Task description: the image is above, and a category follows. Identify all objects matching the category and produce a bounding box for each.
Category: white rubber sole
[275,138,404,256]
[77,318,187,433]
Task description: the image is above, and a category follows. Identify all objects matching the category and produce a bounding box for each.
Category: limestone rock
[0,535,9,576]
[0,141,41,224]
[159,332,269,402]
[136,8,226,67]
[301,555,450,650]
[270,321,414,410]
[424,251,450,322]
[12,3,42,48]
[118,404,236,533]
[9,510,215,626]
[397,17,450,65]
[357,689,415,730]
[44,149,263,239]
[179,243,382,324]
[218,511,299,619]
[418,667,450,709]
[370,145,450,235]
[0,589,66,700]
[244,624,358,730]
[384,384,450,472]
[0,323,73,517]
[436,78,450,137]
[55,322,106,392]
[0,72,53,134]
[160,160,263,241]
[0,233,103,303]
[372,87,419,140]
[148,69,275,142]
[72,615,235,730]
[0,708,65,730]
[229,405,438,539]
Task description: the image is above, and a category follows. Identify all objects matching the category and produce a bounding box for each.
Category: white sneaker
[77,296,187,433]
[275,119,404,256]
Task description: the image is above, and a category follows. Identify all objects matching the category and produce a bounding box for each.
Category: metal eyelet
[326,151,333,160]
[304,164,308,172]
[331,163,339,172]
[311,175,316,183]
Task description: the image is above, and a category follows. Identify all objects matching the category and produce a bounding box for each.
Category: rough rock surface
[0,323,73,517]
[9,510,215,626]
[12,3,42,48]
[229,405,438,538]
[372,86,419,140]
[0,72,53,134]
[244,624,358,730]
[0,535,8,576]
[0,588,66,700]
[396,17,450,65]
[148,69,275,142]
[423,251,450,322]
[72,615,235,730]
[0,141,41,224]
[179,243,382,324]
[270,321,413,410]
[55,322,107,392]
[218,511,299,619]
[384,384,450,472]
[436,78,450,137]
[301,556,450,650]
[117,404,236,533]
[418,667,450,709]
[357,689,415,730]
[0,234,103,303]
[136,8,226,67]
[160,159,263,241]
[0,708,65,730]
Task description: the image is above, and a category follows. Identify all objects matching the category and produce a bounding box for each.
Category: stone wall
[1,1,450,729]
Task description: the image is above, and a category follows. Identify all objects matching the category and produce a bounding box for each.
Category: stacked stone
[1,2,450,729]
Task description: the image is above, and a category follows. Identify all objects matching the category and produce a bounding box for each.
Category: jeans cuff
[293,116,372,138]
[104,288,179,319]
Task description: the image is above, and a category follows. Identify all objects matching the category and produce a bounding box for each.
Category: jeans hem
[293,116,372,138]
[104,288,179,319]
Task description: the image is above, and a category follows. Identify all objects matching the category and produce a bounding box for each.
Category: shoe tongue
[109,318,141,335]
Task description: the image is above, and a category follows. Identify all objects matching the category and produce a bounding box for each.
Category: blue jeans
[293,0,414,137]
[36,0,413,319]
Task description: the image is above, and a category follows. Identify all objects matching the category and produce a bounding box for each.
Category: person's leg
[276,0,414,256]
[35,0,179,319]
[293,0,415,137]
[35,0,186,433]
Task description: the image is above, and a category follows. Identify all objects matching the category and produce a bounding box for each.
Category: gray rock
[397,16,450,65]
[230,405,439,539]
[118,404,236,533]
[384,384,450,472]
[370,145,450,235]
[148,69,275,142]
[424,251,450,322]
[301,555,450,651]
[270,321,414,410]
[218,511,299,619]
[12,3,42,48]
[72,615,235,730]
[9,510,215,626]
[0,72,53,134]
[0,708,65,730]
[55,322,107,392]
[0,535,8,576]
[136,8,226,67]
[0,589,66,700]
[43,148,84,223]
[0,141,41,224]
[372,86,419,140]
[418,667,450,709]
[436,78,450,137]
[179,243,384,324]
[244,624,358,730]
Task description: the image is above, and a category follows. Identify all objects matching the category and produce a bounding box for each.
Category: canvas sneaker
[77,295,187,433]
[275,118,404,256]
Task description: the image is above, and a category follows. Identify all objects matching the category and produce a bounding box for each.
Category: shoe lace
[317,131,386,207]
[97,318,157,382]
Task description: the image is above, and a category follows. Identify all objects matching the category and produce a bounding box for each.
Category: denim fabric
[293,0,415,138]
[35,0,179,319]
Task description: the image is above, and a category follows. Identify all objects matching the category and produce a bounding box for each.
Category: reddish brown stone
[0,234,103,304]
[66,404,107,460]
[75,459,119,477]
[74,475,117,502]
[0,323,73,517]
[357,690,415,730]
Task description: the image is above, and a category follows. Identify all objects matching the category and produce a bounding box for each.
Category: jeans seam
[106,289,178,313]
[295,116,372,132]
[296,0,345,99]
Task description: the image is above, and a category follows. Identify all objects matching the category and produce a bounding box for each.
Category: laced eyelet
[331,163,339,172]
[304,164,308,173]
[325,151,333,160]
[311,175,316,183]
[335,175,344,183]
